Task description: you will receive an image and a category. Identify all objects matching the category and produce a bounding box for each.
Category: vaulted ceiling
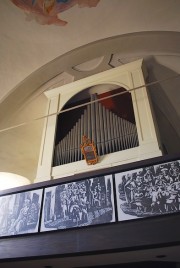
[0,0,180,182]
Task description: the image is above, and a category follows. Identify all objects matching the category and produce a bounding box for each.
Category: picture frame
[40,175,115,232]
[115,159,180,221]
[0,188,43,237]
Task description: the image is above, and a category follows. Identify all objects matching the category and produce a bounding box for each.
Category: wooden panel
[1,153,180,196]
[0,153,180,260]
[0,213,180,260]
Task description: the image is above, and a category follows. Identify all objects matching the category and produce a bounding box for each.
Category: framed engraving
[40,175,115,232]
[0,189,43,237]
[115,160,180,221]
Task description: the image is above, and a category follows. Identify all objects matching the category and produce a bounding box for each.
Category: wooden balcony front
[0,154,180,263]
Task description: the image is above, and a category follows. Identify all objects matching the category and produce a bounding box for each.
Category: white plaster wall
[0,93,48,182]
[1,0,180,101]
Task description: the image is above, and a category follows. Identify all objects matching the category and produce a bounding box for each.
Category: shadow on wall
[146,57,180,154]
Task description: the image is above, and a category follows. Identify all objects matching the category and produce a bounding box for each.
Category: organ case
[35,59,162,182]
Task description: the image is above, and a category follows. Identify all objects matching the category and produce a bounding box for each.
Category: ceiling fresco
[11,0,100,26]
[1,0,180,102]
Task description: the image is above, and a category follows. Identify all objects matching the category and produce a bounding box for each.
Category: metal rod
[83,108,88,137]
[72,125,76,162]
[87,102,91,140]
[58,142,62,165]
[98,102,105,155]
[69,127,73,163]
[113,113,118,151]
[77,118,81,161]
[114,114,120,151]
[94,94,101,155]
[74,122,78,162]
[61,138,64,165]
[67,131,71,163]
[91,94,96,144]
[122,118,128,149]
[126,121,130,149]
[102,105,109,154]
[118,117,124,150]
[80,114,84,160]
[109,111,115,152]
[56,143,60,166]
[64,136,67,164]
[107,109,112,153]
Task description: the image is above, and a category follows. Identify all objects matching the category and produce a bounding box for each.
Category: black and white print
[40,175,115,232]
[0,189,43,236]
[115,160,180,221]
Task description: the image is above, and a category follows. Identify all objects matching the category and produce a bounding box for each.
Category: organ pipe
[53,93,139,166]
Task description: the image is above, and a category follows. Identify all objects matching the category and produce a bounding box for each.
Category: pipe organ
[35,60,162,182]
[53,94,139,166]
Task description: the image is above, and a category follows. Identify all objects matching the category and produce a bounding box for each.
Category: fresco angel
[11,0,100,26]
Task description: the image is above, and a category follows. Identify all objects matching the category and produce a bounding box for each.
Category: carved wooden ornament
[80,135,98,165]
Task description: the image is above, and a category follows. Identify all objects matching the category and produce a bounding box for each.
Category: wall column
[35,96,59,182]
[35,73,74,182]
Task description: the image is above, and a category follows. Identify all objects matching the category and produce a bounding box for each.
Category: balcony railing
[0,153,180,260]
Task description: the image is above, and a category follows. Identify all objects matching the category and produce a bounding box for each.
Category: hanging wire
[0,73,180,134]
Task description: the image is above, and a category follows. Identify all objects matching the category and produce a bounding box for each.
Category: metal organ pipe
[98,102,105,155]
[53,93,139,166]
[102,105,109,154]
[94,94,100,155]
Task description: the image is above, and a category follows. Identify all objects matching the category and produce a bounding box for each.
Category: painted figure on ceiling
[10,0,100,26]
